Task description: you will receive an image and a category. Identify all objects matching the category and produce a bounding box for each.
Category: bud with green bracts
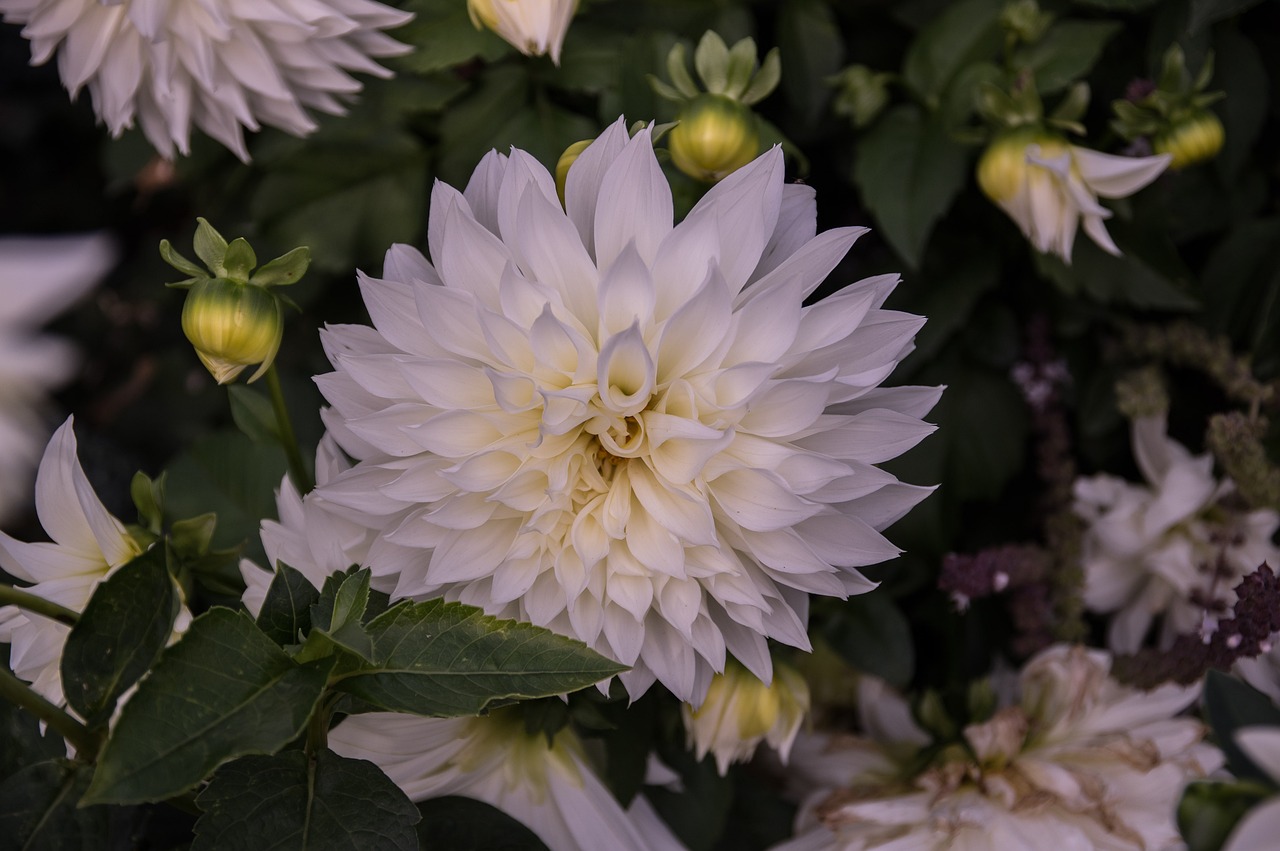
[1155,110,1224,170]
[181,277,283,385]
[669,94,760,183]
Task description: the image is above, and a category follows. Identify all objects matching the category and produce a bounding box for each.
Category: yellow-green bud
[555,139,592,205]
[466,0,498,31]
[1154,110,1224,170]
[682,659,810,775]
[669,94,760,183]
[181,278,283,385]
[976,127,1069,204]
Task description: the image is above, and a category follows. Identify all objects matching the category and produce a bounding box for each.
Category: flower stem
[265,364,314,494]
[0,584,79,627]
[0,666,98,756]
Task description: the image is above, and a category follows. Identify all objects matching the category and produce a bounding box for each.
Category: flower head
[0,417,146,703]
[467,0,576,65]
[1074,415,1280,653]
[0,0,413,161]
[683,657,809,775]
[776,645,1221,851]
[976,128,1170,262]
[314,119,939,704]
[0,234,113,522]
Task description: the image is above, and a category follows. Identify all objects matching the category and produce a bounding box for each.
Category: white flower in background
[0,417,146,703]
[1074,415,1280,654]
[329,709,686,851]
[1222,727,1280,851]
[0,234,113,523]
[0,0,413,162]
[775,645,1220,851]
[976,128,1170,262]
[314,118,940,704]
[683,658,809,775]
[467,0,576,65]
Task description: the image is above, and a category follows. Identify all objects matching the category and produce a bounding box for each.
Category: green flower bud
[181,278,283,385]
[555,139,592,205]
[669,94,760,183]
[1154,110,1224,170]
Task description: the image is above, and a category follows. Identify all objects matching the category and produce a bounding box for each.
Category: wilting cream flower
[467,0,576,64]
[0,418,147,703]
[313,118,939,704]
[0,0,413,161]
[329,709,686,851]
[976,128,1170,262]
[0,234,113,522]
[1074,415,1280,653]
[775,645,1221,851]
[683,658,809,775]
[1222,727,1280,851]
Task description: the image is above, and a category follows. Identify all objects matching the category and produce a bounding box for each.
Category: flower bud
[669,94,760,183]
[1154,109,1224,170]
[682,659,809,775]
[466,0,577,65]
[976,127,1068,204]
[181,278,283,385]
[555,138,592,205]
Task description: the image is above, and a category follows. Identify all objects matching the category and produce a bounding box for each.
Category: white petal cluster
[0,0,413,161]
[467,0,576,64]
[0,417,147,703]
[978,130,1170,262]
[313,119,939,704]
[775,645,1221,851]
[1074,415,1280,653]
[0,234,113,523]
[329,710,686,851]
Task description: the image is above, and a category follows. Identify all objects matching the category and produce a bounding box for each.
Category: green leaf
[59,547,178,727]
[1178,779,1272,851]
[228,384,281,445]
[1189,0,1266,34]
[250,246,311,287]
[1200,218,1280,377]
[902,0,1003,102]
[221,238,257,282]
[936,365,1030,502]
[1014,21,1121,94]
[819,594,915,687]
[83,608,333,804]
[394,1,509,73]
[1203,670,1280,783]
[851,105,971,268]
[192,218,229,276]
[298,569,375,663]
[0,701,64,781]
[130,470,165,535]
[416,797,549,850]
[0,760,110,850]
[159,240,207,279]
[1035,228,1201,311]
[192,749,419,851]
[777,0,844,126]
[1214,28,1267,181]
[169,513,217,559]
[334,599,626,717]
[256,563,322,647]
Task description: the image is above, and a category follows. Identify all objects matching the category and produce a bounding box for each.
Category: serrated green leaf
[221,238,256,283]
[59,547,178,728]
[192,749,419,851]
[192,218,228,276]
[227,384,281,445]
[83,608,333,804]
[1014,21,1121,94]
[902,0,1003,102]
[256,563,322,647]
[333,599,626,717]
[0,760,110,850]
[250,246,310,287]
[299,569,374,663]
[416,797,548,851]
[851,105,970,268]
[159,240,207,279]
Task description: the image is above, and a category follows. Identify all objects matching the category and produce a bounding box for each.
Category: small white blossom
[682,659,809,775]
[467,0,576,64]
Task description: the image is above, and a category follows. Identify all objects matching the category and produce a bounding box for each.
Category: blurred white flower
[0,417,146,704]
[313,118,939,704]
[682,658,809,775]
[976,129,1170,262]
[0,234,113,523]
[0,0,413,161]
[329,709,685,851]
[775,645,1220,851]
[1223,727,1280,851]
[467,0,576,64]
[1074,415,1280,653]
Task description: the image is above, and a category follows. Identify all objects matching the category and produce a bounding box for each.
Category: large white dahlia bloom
[775,645,1221,851]
[0,0,413,161]
[0,234,113,522]
[314,118,939,704]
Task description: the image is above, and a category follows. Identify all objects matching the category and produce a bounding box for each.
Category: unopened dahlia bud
[467,0,577,65]
[181,278,283,384]
[669,94,760,183]
[1155,110,1224,170]
[682,659,809,775]
[976,127,1061,204]
[555,139,592,204]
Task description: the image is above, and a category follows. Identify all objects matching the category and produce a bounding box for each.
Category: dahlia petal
[564,117,631,258]
[684,146,785,294]
[594,127,672,271]
[1072,147,1171,198]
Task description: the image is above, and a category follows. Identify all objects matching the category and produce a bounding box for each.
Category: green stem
[265,364,314,494]
[0,585,79,627]
[0,667,98,756]
[305,693,337,756]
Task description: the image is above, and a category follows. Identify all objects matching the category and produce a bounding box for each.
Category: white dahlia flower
[1074,415,1280,654]
[1222,727,1280,851]
[775,645,1221,851]
[313,118,940,704]
[0,417,154,704]
[0,234,113,522]
[329,710,685,851]
[0,0,413,161]
[467,0,576,65]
